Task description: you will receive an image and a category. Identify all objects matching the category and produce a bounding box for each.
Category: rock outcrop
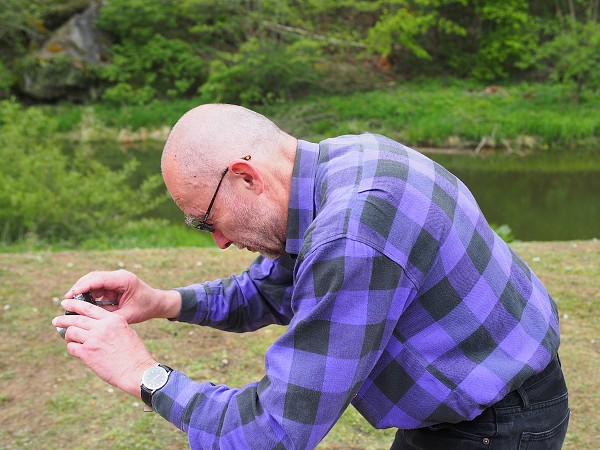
[21,2,110,101]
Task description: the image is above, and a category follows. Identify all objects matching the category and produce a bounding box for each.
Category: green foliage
[199,38,322,105]
[535,21,600,102]
[95,0,210,104]
[470,0,538,81]
[491,224,514,243]
[94,0,253,103]
[0,0,44,96]
[0,60,12,96]
[96,0,182,42]
[367,0,468,61]
[97,0,247,47]
[3,0,599,103]
[98,35,206,104]
[1,78,599,251]
[260,79,600,150]
[77,219,214,250]
[181,0,252,47]
[0,100,166,244]
[40,77,600,152]
[366,0,538,81]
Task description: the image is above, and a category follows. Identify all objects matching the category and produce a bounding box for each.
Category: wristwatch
[140,364,173,411]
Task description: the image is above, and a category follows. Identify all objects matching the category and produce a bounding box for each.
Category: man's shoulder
[316,133,432,175]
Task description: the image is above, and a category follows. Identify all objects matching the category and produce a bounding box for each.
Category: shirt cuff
[170,287,205,324]
[152,370,191,431]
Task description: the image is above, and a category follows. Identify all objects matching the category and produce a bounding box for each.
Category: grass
[42,78,600,152]
[0,219,214,253]
[263,80,600,151]
[0,241,598,449]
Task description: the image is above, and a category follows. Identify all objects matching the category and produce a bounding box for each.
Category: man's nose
[212,230,231,249]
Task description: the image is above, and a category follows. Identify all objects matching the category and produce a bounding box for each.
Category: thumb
[113,305,142,324]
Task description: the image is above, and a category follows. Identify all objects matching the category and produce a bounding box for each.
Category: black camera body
[56,292,95,339]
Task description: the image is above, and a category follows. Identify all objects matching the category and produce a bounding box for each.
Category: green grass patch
[39,78,600,151]
[0,242,597,449]
[49,97,202,132]
[0,219,215,253]
[260,79,600,150]
[78,219,214,250]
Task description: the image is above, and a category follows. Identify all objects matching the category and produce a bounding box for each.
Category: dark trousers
[391,354,569,449]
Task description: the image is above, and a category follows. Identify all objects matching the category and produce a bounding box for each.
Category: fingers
[96,291,119,304]
[59,299,108,320]
[64,325,91,344]
[64,270,135,299]
[66,341,84,359]
[53,312,95,330]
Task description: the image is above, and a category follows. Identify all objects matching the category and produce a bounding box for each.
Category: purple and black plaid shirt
[154,134,560,449]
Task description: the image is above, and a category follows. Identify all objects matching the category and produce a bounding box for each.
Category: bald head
[161,104,296,182]
[160,104,296,257]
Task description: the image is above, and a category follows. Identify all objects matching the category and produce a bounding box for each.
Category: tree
[365,0,538,81]
[0,100,165,243]
[536,20,600,101]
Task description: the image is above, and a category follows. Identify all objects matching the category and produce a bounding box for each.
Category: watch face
[143,365,169,390]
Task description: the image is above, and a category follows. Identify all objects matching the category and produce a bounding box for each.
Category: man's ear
[229,160,264,195]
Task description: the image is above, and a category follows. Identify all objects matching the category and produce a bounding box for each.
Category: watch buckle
[143,403,154,413]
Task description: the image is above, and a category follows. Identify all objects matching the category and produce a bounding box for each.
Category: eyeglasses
[184,155,251,233]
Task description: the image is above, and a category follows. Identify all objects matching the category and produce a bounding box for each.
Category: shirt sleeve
[153,238,415,449]
[172,253,296,332]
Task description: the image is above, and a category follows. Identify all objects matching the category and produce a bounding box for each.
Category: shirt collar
[285,139,319,255]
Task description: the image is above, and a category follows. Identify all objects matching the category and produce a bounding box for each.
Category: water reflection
[449,170,599,241]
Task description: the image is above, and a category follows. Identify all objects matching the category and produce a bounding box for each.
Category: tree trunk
[567,0,577,20]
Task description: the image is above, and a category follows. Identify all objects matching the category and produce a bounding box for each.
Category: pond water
[436,165,599,241]
[90,141,599,242]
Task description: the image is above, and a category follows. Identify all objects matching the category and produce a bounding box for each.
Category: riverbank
[0,241,597,448]
[43,79,600,153]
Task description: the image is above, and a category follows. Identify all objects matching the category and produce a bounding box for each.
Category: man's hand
[52,299,158,397]
[65,270,181,324]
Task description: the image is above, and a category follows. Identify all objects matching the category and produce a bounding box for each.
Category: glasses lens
[195,222,215,233]
[185,216,215,233]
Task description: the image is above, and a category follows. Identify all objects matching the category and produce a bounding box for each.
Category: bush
[0,60,11,98]
[199,38,322,105]
[469,0,538,81]
[95,0,210,104]
[535,21,600,102]
[365,0,538,82]
[0,100,166,245]
[98,35,206,104]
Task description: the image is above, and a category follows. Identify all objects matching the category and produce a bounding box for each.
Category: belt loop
[516,386,530,410]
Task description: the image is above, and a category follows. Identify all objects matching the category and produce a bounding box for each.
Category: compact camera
[55,292,97,339]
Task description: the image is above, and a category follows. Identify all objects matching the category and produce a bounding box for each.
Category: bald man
[54,104,569,449]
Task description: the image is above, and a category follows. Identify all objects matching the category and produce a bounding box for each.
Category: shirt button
[483,437,490,445]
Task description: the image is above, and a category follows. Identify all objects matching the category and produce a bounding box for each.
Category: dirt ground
[0,241,598,449]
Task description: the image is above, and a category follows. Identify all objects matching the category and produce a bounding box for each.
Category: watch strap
[141,383,153,410]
